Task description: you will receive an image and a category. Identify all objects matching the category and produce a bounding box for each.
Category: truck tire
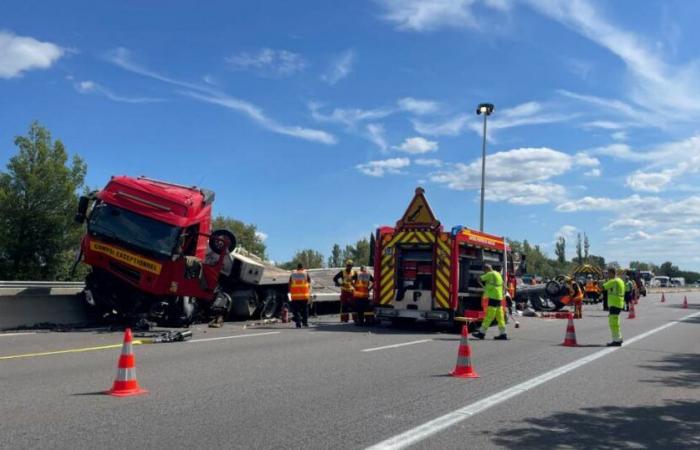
[545,280,562,296]
[210,229,236,254]
[170,296,196,327]
[231,291,258,319]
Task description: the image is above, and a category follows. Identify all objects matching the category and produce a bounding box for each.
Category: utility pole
[476,103,494,232]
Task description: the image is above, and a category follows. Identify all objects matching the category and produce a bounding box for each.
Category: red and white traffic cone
[106,328,147,397]
[628,301,636,319]
[683,296,689,309]
[450,325,479,378]
[562,313,578,347]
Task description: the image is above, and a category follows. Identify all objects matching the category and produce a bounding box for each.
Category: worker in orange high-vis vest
[352,266,374,325]
[333,259,356,322]
[288,263,311,328]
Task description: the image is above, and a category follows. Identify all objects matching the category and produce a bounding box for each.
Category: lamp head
[476,103,495,116]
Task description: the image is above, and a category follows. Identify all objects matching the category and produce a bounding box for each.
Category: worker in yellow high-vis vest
[602,268,625,346]
[472,264,508,341]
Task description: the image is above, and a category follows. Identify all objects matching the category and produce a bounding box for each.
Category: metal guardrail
[0,281,84,289]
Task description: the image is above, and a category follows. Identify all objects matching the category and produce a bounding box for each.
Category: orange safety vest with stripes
[289,270,310,301]
[353,271,371,299]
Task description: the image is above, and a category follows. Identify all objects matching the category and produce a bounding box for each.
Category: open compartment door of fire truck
[453,228,508,322]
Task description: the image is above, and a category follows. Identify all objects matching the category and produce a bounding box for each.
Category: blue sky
[1,0,699,270]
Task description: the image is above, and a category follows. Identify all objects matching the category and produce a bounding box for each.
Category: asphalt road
[1,292,698,449]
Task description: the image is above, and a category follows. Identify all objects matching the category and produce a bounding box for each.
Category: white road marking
[189,331,280,343]
[0,332,37,338]
[366,310,700,450]
[362,339,432,353]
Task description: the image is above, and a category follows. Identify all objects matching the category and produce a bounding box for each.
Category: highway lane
[0,292,697,449]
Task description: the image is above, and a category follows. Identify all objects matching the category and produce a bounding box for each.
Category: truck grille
[109,260,141,284]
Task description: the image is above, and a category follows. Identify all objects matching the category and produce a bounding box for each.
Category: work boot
[606,341,623,347]
[494,334,508,340]
[471,331,485,340]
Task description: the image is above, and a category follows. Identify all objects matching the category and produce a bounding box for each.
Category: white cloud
[74,80,162,103]
[573,152,599,167]
[356,157,410,177]
[377,0,512,32]
[555,225,578,240]
[604,218,645,230]
[321,49,355,85]
[0,31,64,78]
[625,171,673,193]
[397,97,440,115]
[107,47,335,145]
[366,123,388,151]
[309,103,392,128]
[184,91,336,145]
[255,231,268,242]
[414,101,574,138]
[414,158,443,167]
[555,194,655,213]
[534,1,700,125]
[583,121,627,130]
[584,168,601,177]
[226,48,306,77]
[430,147,573,204]
[394,136,438,154]
[611,131,627,141]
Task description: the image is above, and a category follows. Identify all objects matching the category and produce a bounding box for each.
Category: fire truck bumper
[374,307,449,321]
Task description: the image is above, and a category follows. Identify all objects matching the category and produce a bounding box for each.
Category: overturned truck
[74,176,289,326]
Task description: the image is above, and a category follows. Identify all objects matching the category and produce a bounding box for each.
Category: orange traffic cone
[683,296,688,309]
[661,292,666,303]
[628,302,636,319]
[106,328,147,397]
[562,313,578,347]
[450,325,479,378]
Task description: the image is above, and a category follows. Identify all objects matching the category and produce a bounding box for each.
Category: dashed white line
[366,311,700,450]
[189,331,281,343]
[362,339,433,353]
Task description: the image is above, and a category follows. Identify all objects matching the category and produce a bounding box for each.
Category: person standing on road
[623,273,634,312]
[333,259,356,323]
[352,266,374,325]
[289,263,311,328]
[472,264,508,341]
[603,268,625,346]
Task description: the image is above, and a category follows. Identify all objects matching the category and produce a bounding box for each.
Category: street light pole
[476,103,494,232]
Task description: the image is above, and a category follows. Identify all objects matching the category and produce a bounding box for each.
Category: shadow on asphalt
[639,352,700,389]
[487,400,700,449]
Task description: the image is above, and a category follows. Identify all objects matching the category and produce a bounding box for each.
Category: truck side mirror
[75,196,90,224]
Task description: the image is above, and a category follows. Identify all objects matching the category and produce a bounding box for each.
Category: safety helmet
[345,259,354,266]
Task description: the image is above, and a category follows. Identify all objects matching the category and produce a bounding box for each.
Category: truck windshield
[88,202,180,258]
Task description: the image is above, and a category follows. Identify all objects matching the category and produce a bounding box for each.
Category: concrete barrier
[0,288,85,330]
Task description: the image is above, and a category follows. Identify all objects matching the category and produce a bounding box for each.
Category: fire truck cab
[373,188,512,327]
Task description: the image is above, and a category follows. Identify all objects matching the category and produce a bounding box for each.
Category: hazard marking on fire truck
[89,241,162,275]
[434,235,452,309]
[396,187,440,230]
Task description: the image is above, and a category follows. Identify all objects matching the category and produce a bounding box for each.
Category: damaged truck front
[74,176,240,326]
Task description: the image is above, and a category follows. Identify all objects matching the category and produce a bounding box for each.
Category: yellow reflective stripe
[437,238,451,254]
[436,269,450,288]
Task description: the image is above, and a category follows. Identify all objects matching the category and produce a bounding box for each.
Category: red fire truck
[372,187,516,328]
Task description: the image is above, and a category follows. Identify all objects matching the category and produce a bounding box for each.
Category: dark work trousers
[354,298,370,325]
[290,300,309,327]
[624,292,632,311]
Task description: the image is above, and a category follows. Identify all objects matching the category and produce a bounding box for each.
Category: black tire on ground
[170,296,196,327]
[231,292,258,319]
[545,281,562,296]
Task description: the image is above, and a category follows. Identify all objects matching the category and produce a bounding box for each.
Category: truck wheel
[171,296,196,327]
[231,292,258,319]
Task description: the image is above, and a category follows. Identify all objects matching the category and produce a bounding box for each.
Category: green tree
[0,122,87,280]
[281,249,325,269]
[583,233,590,261]
[327,244,342,267]
[555,236,566,264]
[211,215,266,259]
[352,237,371,266]
[658,261,679,277]
[575,233,583,264]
